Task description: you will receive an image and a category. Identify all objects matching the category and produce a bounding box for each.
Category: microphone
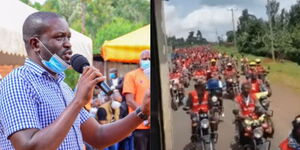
[71,54,113,96]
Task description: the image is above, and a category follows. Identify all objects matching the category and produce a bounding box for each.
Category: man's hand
[74,66,105,107]
[140,89,150,116]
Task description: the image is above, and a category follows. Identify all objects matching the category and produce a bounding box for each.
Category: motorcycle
[194,105,217,150]
[233,110,273,150]
[208,88,223,127]
[169,79,185,111]
[226,78,240,98]
[257,71,271,92]
[182,76,190,88]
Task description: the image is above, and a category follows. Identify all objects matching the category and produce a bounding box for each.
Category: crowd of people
[169,45,300,149]
[84,50,151,150]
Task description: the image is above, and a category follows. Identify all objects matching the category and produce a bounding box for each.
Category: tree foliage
[167,30,208,49]
[21,0,150,88]
[232,1,300,64]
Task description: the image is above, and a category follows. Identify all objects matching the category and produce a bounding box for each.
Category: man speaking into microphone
[0,12,150,150]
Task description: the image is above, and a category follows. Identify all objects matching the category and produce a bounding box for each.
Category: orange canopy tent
[101,25,150,64]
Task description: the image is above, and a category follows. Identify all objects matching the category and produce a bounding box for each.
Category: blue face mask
[140,60,150,70]
[109,73,116,79]
[37,39,70,74]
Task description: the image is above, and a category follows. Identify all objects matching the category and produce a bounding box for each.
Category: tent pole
[104,61,107,82]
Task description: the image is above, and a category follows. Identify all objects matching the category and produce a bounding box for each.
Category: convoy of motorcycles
[169,46,273,150]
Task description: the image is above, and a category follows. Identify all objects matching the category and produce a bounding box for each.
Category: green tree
[94,17,144,54]
[226,31,234,42]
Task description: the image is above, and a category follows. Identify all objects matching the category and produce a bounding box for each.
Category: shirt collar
[24,58,65,82]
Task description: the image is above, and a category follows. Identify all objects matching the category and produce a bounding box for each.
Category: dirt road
[172,82,300,150]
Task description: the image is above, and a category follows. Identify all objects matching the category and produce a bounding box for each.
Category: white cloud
[164,3,242,42]
[30,0,47,4]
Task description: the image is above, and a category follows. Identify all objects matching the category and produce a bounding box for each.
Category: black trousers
[133,129,150,150]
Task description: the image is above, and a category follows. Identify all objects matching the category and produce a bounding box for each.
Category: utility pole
[215,29,219,45]
[267,0,276,62]
[228,7,237,49]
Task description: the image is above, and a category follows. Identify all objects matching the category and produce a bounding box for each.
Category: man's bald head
[140,50,150,61]
[109,68,118,73]
[22,12,64,47]
[140,49,150,58]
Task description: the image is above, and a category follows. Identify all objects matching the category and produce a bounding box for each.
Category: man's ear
[29,37,40,53]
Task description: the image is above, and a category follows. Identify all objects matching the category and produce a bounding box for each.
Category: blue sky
[163,0,298,42]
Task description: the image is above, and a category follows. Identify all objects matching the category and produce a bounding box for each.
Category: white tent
[0,0,93,65]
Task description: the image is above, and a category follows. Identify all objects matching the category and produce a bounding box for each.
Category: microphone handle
[98,81,113,96]
[82,65,113,96]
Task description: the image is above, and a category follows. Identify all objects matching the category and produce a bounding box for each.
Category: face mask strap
[36,38,55,56]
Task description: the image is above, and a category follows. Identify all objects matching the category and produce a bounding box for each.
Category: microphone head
[70,54,90,73]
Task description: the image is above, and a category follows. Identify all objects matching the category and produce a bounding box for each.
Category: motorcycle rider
[224,63,238,78]
[255,59,266,74]
[224,63,239,85]
[234,82,262,120]
[248,73,271,96]
[255,58,271,89]
[280,115,300,150]
[234,82,273,142]
[246,61,257,80]
[193,66,206,80]
[209,59,219,73]
[240,55,249,75]
[185,80,209,141]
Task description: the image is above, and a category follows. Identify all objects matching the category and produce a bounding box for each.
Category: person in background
[123,50,151,150]
[96,90,123,150]
[116,78,133,150]
[280,115,300,150]
[108,68,122,90]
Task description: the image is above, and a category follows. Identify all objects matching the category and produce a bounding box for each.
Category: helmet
[211,59,216,62]
[255,58,261,64]
[249,61,256,66]
[227,63,232,66]
[292,115,300,128]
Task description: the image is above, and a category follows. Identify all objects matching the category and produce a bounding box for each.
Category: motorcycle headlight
[211,96,218,102]
[259,115,265,122]
[244,119,253,126]
[200,113,208,118]
[201,119,210,129]
[253,127,263,139]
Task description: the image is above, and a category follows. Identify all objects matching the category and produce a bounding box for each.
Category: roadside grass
[213,45,300,94]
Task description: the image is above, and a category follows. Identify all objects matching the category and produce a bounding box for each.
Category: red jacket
[250,80,262,94]
[235,94,258,118]
[256,65,265,74]
[279,138,295,150]
[194,70,206,77]
[210,65,218,73]
[190,90,209,113]
[224,69,236,78]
